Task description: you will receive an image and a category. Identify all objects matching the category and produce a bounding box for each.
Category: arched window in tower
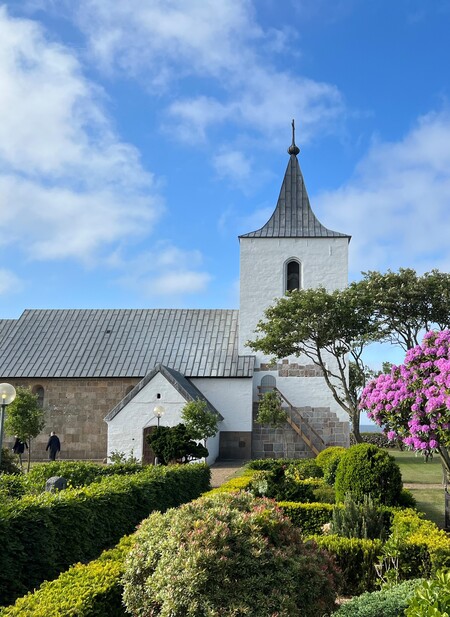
[32,385,45,408]
[286,260,301,292]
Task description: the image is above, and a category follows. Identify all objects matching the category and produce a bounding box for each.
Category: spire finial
[287,118,300,156]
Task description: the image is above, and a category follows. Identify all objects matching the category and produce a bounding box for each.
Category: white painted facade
[107,371,221,465]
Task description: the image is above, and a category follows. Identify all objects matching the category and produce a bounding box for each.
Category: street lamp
[153,405,165,466]
[0,383,16,467]
[153,405,165,428]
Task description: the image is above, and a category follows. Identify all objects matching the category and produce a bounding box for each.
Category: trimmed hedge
[312,535,383,595]
[0,463,210,607]
[0,536,133,616]
[278,501,334,535]
[334,578,423,616]
[390,508,450,573]
[24,460,143,491]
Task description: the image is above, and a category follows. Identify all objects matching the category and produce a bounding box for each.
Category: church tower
[239,122,351,453]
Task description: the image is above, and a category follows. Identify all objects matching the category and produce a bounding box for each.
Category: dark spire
[287,119,300,156]
[239,120,351,240]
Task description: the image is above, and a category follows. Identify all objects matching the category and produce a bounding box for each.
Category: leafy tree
[356,268,450,351]
[256,390,287,427]
[248,286,380,442]
[4,387,45,471]
[360,329,450,474]
[180,399,219,448]
[148,424,208,465]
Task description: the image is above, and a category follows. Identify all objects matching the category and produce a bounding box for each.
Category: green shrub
[316,446,346,485]
[0,448,21,475]
[278,501,334,534]
[312,483,336,503]
[0,536,133,617]
[405,569,450,617]
[123,492,342,617]
[350,432,393,448]
[390,508,450,573]
[0,474,27,499]
[0,463,210,607]
[312,534,383,595]
[335,444,403,506]
[334,578,423,617]
[24,460,143,492]
[331,494,391,540]
[247,458,323,478]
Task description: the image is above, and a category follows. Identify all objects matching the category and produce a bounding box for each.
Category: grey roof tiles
[0,309,254,379]
[240,153,350,239]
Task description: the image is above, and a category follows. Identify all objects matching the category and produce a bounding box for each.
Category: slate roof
[240,151,350,239]
[0,309,254,379]
[105,363,224,422]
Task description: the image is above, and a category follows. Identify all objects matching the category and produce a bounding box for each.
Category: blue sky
[1,1,450,373]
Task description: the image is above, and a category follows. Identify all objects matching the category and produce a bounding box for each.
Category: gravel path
[209,460,248,488]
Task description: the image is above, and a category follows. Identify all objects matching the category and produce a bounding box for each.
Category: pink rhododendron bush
[360,330,450,472]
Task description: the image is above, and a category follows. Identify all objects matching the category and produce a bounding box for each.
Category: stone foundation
[219,431,252,460]
[2,378,138,460]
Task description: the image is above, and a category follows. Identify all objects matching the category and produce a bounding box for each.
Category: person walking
[12,436,28,468]
[46,431,61,461]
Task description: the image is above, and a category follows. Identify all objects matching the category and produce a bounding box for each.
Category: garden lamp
[153,405,165,428]
[0,383,16,467]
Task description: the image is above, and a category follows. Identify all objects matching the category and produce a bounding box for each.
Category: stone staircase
[252,387,327,459]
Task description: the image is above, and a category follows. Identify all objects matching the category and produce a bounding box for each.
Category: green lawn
[390,449,446,528]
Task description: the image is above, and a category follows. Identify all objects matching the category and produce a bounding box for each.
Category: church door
[142,426,157,465]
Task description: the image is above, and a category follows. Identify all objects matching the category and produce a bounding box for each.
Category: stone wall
[3,378,138,460]
[251,402,349,459]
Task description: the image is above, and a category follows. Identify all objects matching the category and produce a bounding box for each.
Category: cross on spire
[288,118,300,156]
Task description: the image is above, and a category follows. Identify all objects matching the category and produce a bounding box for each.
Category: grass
[390,449,446,528]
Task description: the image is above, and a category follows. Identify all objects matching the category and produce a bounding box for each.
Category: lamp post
[153,405,165,465]
[0,383,16,467]
[153,405,165,428]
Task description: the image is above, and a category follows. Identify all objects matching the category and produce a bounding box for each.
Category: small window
[286,260,300,291]
[32,385,45,408]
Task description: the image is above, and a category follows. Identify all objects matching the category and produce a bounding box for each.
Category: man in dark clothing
[46,431,61,461]
[12,436,28,467]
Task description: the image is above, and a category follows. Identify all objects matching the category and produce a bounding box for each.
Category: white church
[0,124,350,463]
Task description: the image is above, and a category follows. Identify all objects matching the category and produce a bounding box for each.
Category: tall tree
[248,286,381,443]
[355,268,450,351]
[4,387,45,471]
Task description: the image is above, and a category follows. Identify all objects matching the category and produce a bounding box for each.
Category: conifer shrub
[316,446,346,485]
[333,578,423,617]
[331,494,391,540]
[122,492,341,617]
[335,444,402,505]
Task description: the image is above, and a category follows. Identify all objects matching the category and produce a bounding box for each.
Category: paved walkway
[209,460,248,487]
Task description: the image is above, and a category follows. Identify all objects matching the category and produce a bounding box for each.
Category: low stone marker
[45,476,67,492]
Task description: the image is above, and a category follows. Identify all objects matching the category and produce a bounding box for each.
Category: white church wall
[191,377,253,432]
[106,372,220,464]
[239,236,348,356]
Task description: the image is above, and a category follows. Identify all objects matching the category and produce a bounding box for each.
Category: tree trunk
[27,438,32,473]
[438,445,450,478]
[351,408,363,443]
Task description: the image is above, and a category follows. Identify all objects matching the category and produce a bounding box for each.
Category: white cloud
[116,243,212,297]
[315,110,450,276]
[152,271,212,295]
[0,269,23,295]
[213,149,252,183]
[0,7,162,263]
[51,0,346,145]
